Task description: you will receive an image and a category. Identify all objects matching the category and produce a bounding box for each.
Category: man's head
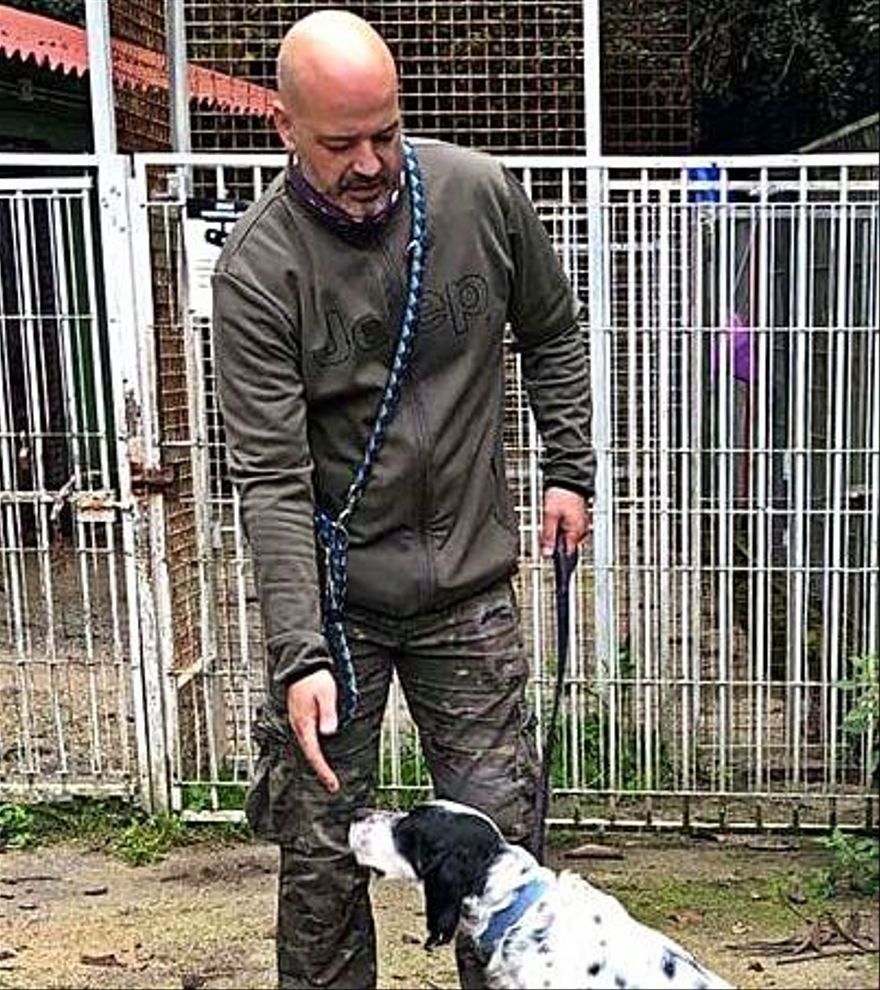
[273,10,403,221]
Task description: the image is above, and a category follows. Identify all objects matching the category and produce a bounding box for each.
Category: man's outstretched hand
[287,669,340,793]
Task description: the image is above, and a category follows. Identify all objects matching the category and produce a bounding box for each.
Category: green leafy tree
[691,0,880,151]
[4,0,85,26]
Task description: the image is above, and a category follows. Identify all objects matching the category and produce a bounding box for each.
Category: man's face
[274,85,403,221]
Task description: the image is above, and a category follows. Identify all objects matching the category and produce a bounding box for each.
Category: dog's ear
[393,804,504,949]
[423,849,470,949]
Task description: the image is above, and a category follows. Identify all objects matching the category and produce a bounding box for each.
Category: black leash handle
[531,531,579,864]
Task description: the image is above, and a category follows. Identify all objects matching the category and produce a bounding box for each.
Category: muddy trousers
[273,581,538,989]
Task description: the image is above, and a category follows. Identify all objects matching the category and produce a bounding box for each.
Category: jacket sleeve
[503,167,596,500]
[212,269,333,710]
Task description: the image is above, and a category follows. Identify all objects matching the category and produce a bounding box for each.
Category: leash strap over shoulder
[531,531,578,864]
[314,138,427,724]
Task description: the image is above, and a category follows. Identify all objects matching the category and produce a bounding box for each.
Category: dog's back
[486,870,731,990]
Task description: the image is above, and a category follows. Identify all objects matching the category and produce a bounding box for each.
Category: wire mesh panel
[133,151,878,830]
[601,0,692,154]
[0,165,137,800]
[182,1,695,155]
[184,1,589,153]
[110,0,172,151]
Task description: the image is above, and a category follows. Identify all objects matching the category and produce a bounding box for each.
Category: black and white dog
[349,800,733,989]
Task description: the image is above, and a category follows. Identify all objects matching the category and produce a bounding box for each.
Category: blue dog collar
[478,878,548,954]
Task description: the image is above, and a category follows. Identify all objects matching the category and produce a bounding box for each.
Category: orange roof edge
[0,2,275,118]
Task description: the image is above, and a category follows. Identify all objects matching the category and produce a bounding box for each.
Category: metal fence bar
[81,172,138,789]
[868,205,880,674]
[825,174,849,785]
[753,170,771,792]
[676,170,691,793]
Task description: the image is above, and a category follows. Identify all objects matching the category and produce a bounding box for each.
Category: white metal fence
[0,151,877,831]
[0,165,140,801]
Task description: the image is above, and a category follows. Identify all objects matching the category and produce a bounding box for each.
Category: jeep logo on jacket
[213,141,594,704]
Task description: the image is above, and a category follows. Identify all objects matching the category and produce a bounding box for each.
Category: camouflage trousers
[245,579,539,989]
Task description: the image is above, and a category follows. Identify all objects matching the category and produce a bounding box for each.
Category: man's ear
[272,99,295,153]
[422,851,468,949]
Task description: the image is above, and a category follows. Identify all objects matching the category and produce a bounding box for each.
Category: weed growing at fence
[547,709,678,793]
[0,803,34,849]
[110,814,190,866]
[811,651,880,897]
[180,781,249,813]
[842,652,879,774]
[377,728,431,808]
[0,797,135,850]
[816,829,880,896]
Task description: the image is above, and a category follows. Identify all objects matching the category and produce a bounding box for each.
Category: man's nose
[352,141,382,176]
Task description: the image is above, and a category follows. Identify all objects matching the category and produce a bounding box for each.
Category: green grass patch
[593,837,878,939]
[0,796,251,866]
[612,872,798,934]
[180,781,250,813]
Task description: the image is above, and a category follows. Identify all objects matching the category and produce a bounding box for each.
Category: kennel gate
[0,156,172,807]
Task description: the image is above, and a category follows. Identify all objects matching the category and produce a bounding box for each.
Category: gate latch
[186,197,250,249]
[130,463,176,495]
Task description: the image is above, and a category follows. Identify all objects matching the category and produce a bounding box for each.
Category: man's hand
[541,486,591,557]
[286,669,340,793]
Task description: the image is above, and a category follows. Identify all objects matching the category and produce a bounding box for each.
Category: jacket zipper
[376,218,435,607]
[409,384,436,611]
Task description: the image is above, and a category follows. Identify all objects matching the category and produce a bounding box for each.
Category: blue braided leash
[314,137,427,724]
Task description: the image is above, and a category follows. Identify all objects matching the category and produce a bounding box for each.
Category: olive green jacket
[213,141,594,706]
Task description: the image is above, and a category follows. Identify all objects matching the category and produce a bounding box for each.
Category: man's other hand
[540,486,591,558]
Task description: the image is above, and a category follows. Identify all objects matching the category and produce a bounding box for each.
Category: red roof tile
[0,3,275,118]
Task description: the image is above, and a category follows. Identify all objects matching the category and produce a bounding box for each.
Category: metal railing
[1,150,877,831]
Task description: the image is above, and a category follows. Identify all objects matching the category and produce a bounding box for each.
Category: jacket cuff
[543,478,595,502]
[269,645,334,708]
[281,658,335,687]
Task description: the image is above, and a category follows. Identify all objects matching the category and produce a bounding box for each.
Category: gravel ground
[0,833,877,989]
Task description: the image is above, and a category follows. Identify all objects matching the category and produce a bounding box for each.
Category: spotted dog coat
[349,800,734,990]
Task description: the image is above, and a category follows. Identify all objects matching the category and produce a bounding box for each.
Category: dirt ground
[0,832,877,990]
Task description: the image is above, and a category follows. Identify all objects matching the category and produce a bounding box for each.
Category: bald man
[213,9,594,989]
[273,9,401,225]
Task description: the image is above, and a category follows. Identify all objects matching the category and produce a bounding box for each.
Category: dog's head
[349,800,504,948]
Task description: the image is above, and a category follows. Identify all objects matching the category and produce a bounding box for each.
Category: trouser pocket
[244,704,300,843]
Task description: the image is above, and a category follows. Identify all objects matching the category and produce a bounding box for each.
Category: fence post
[95,155,172,813]
[586,164,617,772]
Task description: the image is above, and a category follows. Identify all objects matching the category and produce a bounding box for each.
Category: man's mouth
[346,185,384,202]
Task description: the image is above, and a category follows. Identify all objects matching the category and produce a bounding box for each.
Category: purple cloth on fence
[713,313,753,384]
